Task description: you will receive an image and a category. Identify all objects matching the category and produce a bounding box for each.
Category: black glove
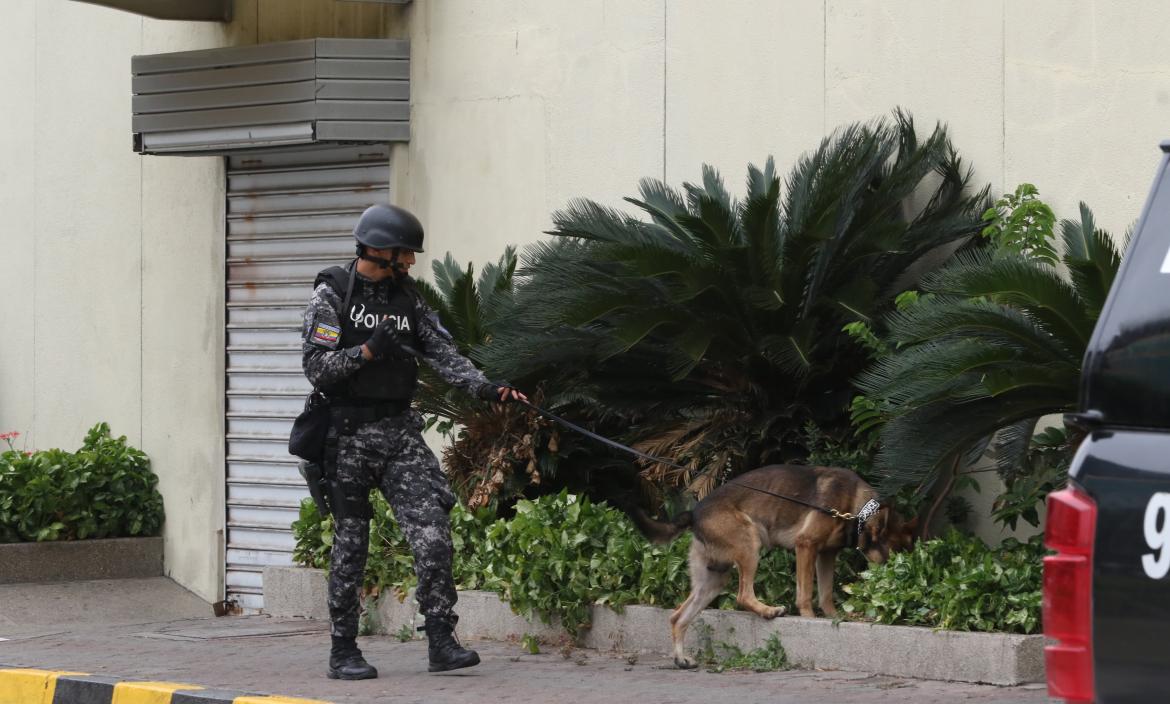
[363,318,399,360]
[478,381,514,402]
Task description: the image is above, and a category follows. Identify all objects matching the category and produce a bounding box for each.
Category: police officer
[302,204,526,680]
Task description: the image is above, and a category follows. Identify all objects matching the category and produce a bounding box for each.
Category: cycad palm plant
[858,203,1125,496]
[413,248,560,507]
[480,111,990,497]
[414,247,517,418]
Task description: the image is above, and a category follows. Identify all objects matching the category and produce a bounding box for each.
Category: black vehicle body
[1047,141,1170,703]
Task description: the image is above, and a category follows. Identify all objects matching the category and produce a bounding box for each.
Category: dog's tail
[629,508,693,544]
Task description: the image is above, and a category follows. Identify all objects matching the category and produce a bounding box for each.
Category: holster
[299,459,332,518]
[298,434,339,518]
[313,428,373,521]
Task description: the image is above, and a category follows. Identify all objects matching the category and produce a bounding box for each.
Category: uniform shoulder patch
[311,322,342,349]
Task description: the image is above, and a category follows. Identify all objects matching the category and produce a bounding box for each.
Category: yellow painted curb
[0,669,88,704]
[0,668,334,704]
[111,681,204,704]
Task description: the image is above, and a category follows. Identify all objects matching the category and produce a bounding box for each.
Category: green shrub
[449,501,507,591]
[294,491,813,632]
[292,492,1042,634]
[0,423,164,542]
[364,494,420,595]
[859,197,1121,503]
[841,530,1044,634]
[291,497,332,570]
[473,492,647,631]
[291,493,502,599]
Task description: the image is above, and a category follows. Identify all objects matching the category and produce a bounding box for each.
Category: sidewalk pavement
[0,578,1053,704]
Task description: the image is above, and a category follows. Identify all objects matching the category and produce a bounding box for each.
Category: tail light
[1044,485,1097,703]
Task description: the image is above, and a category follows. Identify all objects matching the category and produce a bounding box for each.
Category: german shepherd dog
[632,464,917,668]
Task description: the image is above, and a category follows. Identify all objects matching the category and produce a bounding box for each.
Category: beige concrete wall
[666,0,826,188]
[7,0,1170,595]
[401,0,665,269]
[23,1,143,451]
[138,150,227,602]
[136,7,260,604]
[0,0,244,602]
[0,1,37,449]
[1004,0,1170,235]
[824,0,1006,209]
[405,0,1164,265]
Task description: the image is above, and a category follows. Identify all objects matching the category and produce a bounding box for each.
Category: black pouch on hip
[289,390,331,462]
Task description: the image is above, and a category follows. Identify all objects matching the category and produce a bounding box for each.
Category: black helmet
[353,204,424,253]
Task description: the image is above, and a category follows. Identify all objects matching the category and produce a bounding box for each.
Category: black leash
[721,481,861,520]
[511,402,859,520]
[489,389,857,519]
[493,388,860,519]
[512,398,695,472]
[389,336,860,520]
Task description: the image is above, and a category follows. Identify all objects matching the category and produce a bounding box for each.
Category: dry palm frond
[441,388,556,509]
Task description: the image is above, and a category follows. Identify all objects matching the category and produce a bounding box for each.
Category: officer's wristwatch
[344,345,364,362]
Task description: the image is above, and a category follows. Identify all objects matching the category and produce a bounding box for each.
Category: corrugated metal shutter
[225,145,390,611]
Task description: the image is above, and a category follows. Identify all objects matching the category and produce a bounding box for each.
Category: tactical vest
[316,264,421,402]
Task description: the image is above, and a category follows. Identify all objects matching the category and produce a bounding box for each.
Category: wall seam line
[32,0,38,444]
[140,17,145,446]
[662,0,667,184]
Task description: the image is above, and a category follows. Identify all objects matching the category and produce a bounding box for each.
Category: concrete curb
[0,667,331,704]
[263,566,1044,686]
[0,537,163,584]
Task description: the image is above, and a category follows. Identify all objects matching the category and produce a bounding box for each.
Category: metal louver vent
[133,39,409,155]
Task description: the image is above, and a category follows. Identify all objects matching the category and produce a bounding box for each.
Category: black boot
[420,614,480,672]
[328,636,378,680]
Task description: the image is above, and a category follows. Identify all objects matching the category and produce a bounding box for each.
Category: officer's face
[366,247,416,279]
[394,248,416,274]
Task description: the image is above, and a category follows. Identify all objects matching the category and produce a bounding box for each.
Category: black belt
[331,398,410,411]
[330,399,410,434]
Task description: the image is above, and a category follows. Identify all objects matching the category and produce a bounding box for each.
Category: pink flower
[0,431,18,440]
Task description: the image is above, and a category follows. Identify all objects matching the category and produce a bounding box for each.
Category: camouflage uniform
[302,273,493,639]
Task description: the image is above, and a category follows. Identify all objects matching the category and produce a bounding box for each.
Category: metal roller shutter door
[225,145,390,611]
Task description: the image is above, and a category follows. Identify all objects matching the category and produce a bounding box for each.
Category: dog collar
[855,498,881,534]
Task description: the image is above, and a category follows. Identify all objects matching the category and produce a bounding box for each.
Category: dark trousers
[326,410,458,639]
